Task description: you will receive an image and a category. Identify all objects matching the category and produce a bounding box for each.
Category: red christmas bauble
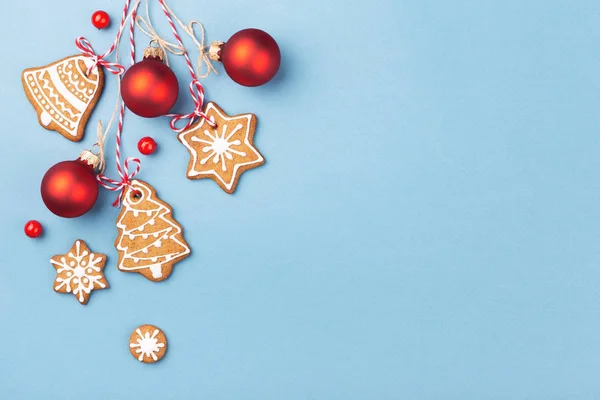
[92,11,110,29]
[138,137,157,155]
[121,51,179,118]
[41,158,99,218]
[220,29,281,87]
[24,220,43,238]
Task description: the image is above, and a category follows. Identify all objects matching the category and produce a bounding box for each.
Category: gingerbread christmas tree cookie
[115,180,191,282]
[50,240,108,305]
[178,102,265,194]
[22,55,104,142]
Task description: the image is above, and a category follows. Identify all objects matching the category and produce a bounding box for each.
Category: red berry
[92,11,110,29]
[24,220,43,238]
[138,137,157,155]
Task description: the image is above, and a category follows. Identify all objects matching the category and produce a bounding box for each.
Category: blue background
[1,0,599,398]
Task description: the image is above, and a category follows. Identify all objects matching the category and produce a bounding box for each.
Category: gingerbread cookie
[129,324,167,363]
[50,240,108,305]
[115,180,191,282]
[178,102,265,194]
[22,55,104,142]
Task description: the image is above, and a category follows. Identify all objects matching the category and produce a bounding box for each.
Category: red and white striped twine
[75,0,133,75]
[157,0,215,132]
[97,0,142,207]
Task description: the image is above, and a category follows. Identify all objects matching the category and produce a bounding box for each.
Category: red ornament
[121,48,179,118]
[213,29,281,87]
[24,220,43,238]
[91,11,110,29]
[41,151,99,218]
[138,137,157,155]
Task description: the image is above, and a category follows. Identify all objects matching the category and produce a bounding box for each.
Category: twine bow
[167,79,214,132]
[75,37,126,76]
[93,120,141,207]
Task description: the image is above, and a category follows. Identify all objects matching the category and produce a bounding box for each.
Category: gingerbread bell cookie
[115,180,190,282]
[22,55,104,142]
[178,102,265,194]
[129,324,167,363]
[50,240,108,305]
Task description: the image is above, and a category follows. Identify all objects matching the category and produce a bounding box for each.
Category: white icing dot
[146,211,152,216]
[151,257,158,262]
[87,268,93,274]
[81,261,86,267]
[155,241,162,248]
[133,211,139,217]
[45,105,50,110]
[82,278,89,284]
[28,76,33,81]
[142,248,148,254]
[33,89,38,94]
[73,278,79,285]
[153,233,159,238]
[128,234,135,240]
[69,261,75,267]
[142,234,148,239]
[67,271,73,277]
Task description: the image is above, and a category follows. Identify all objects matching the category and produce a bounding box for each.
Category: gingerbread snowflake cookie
[178,102,265,194]
[50,240,108,305]
[129,325,167,363]
[22,55,104,142]
[115,180,191,282]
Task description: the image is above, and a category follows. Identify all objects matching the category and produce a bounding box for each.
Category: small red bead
[92,11,110,29]
[138,137,157,155]
[24,220,43,238]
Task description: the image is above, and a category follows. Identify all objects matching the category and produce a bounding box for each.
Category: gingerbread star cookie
[129,324,168,363]
[50,240,108,305]
[22,55,104,142]
[178,102,265,194]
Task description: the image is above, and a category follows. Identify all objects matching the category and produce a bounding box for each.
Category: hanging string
[96,0,142,207]
[135,0,218,79]
[136,0,216,133]
[75,0,133,75]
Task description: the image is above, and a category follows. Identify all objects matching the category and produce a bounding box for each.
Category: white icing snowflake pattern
[192,121,247,172]
[130,327,166,362]
[50,240,108,305]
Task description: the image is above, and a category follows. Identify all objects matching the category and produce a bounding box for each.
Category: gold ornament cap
[209,41,224,61]
[144,46,165,61]
[79,150,101,171]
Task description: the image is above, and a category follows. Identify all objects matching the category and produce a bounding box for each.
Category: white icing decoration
[149,265,162,278]
[178,103,264,190]
[40,111,52,126]
[50,240,106,304]
[115,180,190,275]
[129,328,165,362]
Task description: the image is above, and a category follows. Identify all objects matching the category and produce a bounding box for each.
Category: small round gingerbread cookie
[129,324,167,363]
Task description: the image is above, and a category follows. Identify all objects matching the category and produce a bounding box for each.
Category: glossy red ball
[24,220,43,238]
[221,28,281,87]
[121,58,179,118]
[92,11,110,29]
[41,160,99,218]
[138,137,157,155]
